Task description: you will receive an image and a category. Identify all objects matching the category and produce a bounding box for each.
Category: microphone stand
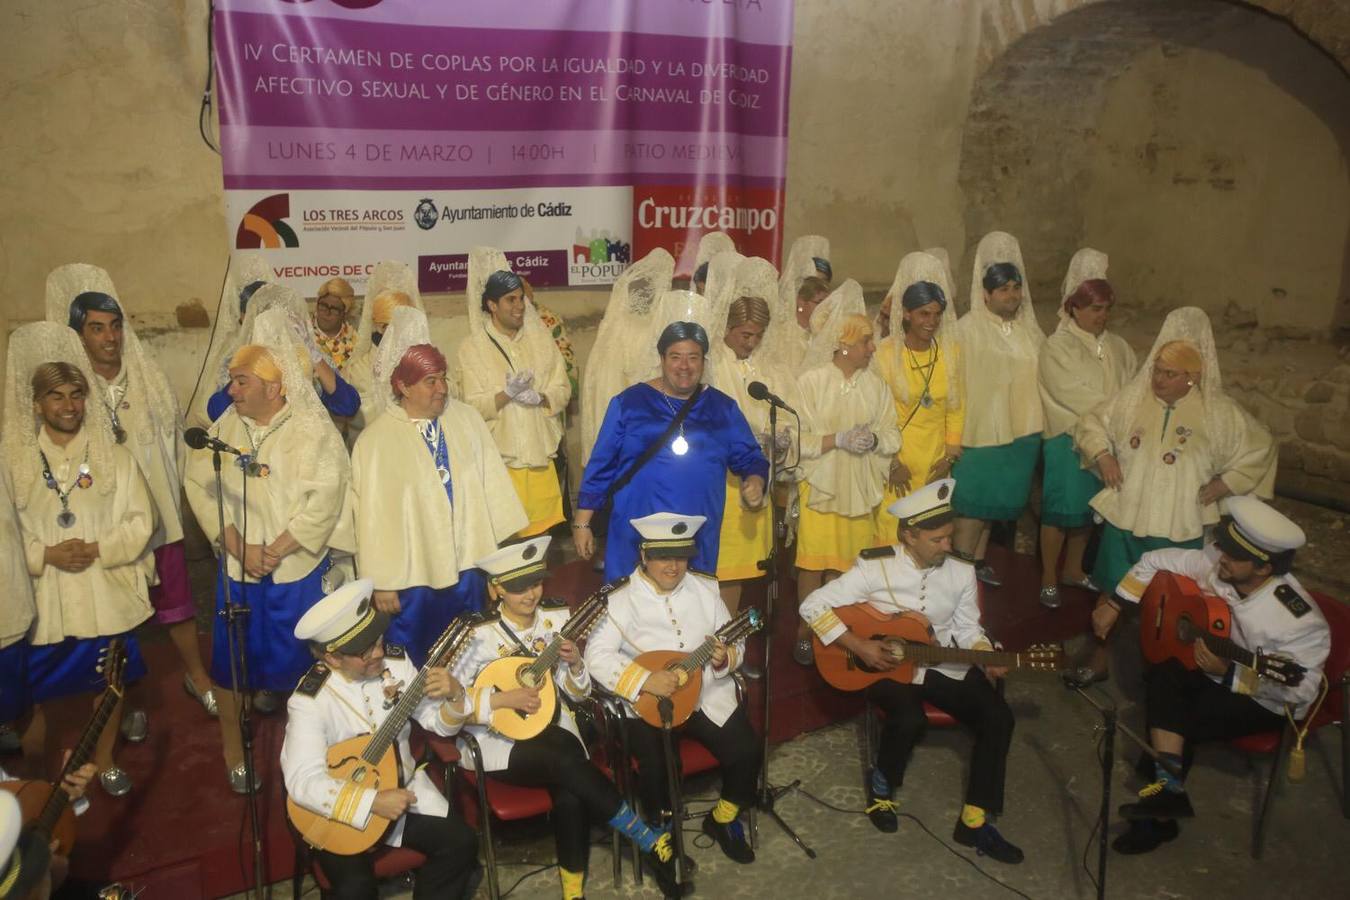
[1069,683,1178,900]
[212,447,265,899]
[753,400,816,858]
[656,698,689,891]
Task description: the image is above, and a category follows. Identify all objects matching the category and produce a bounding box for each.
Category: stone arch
[957,0,1350,337]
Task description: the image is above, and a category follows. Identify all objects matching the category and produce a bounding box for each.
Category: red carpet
[31,544,1092,898]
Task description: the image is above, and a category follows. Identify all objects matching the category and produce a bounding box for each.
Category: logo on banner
[569,229,632,286]
[236,193,299,249]
[413,199,439,231]
[632,185,784,274]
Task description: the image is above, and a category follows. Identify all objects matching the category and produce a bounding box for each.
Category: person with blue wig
[573,319,768,582]
[951,232,1045,588]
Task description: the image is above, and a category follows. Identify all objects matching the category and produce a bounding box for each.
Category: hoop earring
[841,349,849,357]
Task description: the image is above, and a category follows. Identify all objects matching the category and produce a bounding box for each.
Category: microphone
[747,380,797,415]
[185,427,242,456]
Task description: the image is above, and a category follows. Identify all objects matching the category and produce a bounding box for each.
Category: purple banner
[215,1,793,283]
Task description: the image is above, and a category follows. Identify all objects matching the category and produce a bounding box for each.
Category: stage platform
[30,544,1094,898]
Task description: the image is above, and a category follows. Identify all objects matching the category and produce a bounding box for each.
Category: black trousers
[1144,658,1284,767]
[493,724,625,872]
[867,668,1015,813]
[627,704,761,820]
[314,810,479,900]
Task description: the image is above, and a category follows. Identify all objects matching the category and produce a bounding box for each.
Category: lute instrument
[1,638,128,856]
[1139,571,1305,685]
[286,616,474,855]
[471,588,612,741]
[633,607,763,728]
[812,605,1063,692]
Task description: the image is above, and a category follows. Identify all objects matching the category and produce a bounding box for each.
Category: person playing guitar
[280,579,481,900]
[448,536,681,900]
[585,512,761,877]
[799,478,1023,863]
[1095,495,1330,854]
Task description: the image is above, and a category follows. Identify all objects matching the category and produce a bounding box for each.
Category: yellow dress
[873,336,964,543]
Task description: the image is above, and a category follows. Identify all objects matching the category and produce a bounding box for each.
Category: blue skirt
[389,571,488,666]
[28,633,147,704]
[210,562,328,693]
[1,641,31,721]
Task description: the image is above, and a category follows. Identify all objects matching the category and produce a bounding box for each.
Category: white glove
[837,426,876,454]
[504,370,534,399]
[514,388,544,407]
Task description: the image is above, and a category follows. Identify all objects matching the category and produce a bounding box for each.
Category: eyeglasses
[316,300,346,315]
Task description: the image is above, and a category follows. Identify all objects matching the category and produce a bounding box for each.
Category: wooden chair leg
[1251,726,1288,859]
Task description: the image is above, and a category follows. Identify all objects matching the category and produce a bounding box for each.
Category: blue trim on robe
[28,633,147,704]
[210,562,327,692]
[578,383,768,582]
[207,373,360,422]
[390,571,487,666]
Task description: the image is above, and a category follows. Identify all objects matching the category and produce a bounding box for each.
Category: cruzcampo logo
[236,193,299,249]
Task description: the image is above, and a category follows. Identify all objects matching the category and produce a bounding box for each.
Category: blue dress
[207,374,360,421]
[579,383,768,582]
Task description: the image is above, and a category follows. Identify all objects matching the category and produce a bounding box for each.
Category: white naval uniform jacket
[1117,546,1330,718]
[584,569,744,727]
[799,546,991,684]
[448,601,593,772]
[280,646,467,847]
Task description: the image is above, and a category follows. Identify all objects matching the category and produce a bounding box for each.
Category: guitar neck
[1202,633,1256,669]
[363,624,468,764]
[900,644,1026,668]
[526,596,607,681]
[676,612,760,673]
[36,686,120,835]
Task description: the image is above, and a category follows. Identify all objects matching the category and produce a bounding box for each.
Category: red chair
[286,791,427,899]
[447,714,624,900]
[1230,591,1350,858]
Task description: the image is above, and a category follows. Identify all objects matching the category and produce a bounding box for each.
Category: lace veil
[1059,248,1109,321]
[355,259,424,360]
[43,263,179,442]
[802,279,866,372]
[885,251,961,406]
[695,232,737,270]
[2,322,117,503]
[581,248,674,463]
[777,234,829,314]
[371,306,435,417]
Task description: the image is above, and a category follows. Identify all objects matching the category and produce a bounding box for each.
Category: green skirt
[1041,433,1100,528]
[952,433,1041,521]
[1092,524,1203,598]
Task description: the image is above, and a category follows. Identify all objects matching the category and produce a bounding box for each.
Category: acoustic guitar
[1,638,128,856]
[633,607,763,728]
[1139,571,1305,685]
[471,588,612,742]
[287,616,474,855]
[812,605,1063,692]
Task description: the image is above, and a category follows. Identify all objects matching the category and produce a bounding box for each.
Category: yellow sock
[960,804,986,828]
[559,867,584,900]
[712,798,740,825]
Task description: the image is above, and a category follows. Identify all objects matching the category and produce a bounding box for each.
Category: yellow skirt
[508,464,565,538]
[795,482,878,573]
[716,474,771,581]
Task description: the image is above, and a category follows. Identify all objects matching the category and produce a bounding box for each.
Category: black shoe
[1111,818,1180,854]
[1119,784,1194,821]
[702,811,755,863]
[953,821,1024,864]
[646,834,693,898]
[864,789,898,833]
[975,564,1003,588]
